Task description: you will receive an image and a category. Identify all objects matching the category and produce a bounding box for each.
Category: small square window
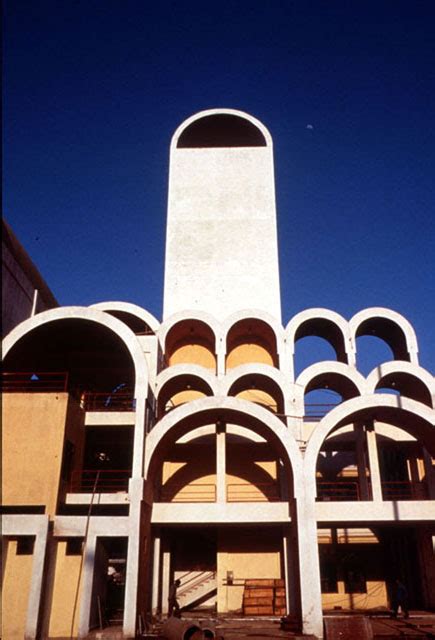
[66,538,83,555]
[16,537,35,555]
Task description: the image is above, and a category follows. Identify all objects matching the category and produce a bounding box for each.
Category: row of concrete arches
[144,394,435,497]
[3,306,433,485]
[90,302,419,376]
[155,360,435,420]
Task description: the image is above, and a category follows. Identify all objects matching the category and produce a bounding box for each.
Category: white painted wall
[163,110,281,321]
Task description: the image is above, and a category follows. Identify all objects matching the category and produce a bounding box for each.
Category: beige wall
[48,541,83,638]
[169,343,216,369]
[1,540,33,640]
[322,581,388,610]
[226,343,274,369]
[2,393,84,515]
[217,529,281,612]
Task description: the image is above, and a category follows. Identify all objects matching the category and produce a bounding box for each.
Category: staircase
[176,571,217,611]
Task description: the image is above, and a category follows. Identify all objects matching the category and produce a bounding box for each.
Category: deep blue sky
[3,1,435,370]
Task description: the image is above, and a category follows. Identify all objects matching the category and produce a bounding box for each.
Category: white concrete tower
[163,108,281,321]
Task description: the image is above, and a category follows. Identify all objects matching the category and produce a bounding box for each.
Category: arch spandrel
[144,396,303,496]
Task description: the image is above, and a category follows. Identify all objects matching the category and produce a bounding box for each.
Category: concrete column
[216,422,226,503]
[354,424,370,500]
[151,534,161,615]
[123,478,144,637]
[24,520,49,640]
[283,526,299,616]
[78,534,97,638]
[423,449,435,499]
[293,497,323,638]
[365,423,383,502]
[161,544,171,615]
[216,343,226,378]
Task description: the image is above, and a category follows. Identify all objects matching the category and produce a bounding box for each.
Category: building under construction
[2,109,435,639]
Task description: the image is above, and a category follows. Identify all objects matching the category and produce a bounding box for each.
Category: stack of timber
[242,579,286,616]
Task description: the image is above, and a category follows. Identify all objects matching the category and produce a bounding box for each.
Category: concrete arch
[158,310,221,352]
[366,361,435,407]
[286,308,352,366]
[171,108,273,151]
[2,306,150,477]
[144,396,303,496]
[3,306,148,393]
[305,395,435,494]
[222,309,285,352]
[91,301,160,333]
[350,307,419,363]
[156,364,218,398]
[221,363,288,397]
[296,361,366,398]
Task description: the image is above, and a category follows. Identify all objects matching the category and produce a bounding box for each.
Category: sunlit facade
[2,110,434,639]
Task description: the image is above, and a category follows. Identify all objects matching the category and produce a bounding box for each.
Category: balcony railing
[159,484,216,502]
[304,403,340,421]
[81,392,135,412]
[2,371,69,392]
[381,480,428,501]
[227,483,280,502]
[316,481,360,501]
[316,480,429,501]
[69,469,131,493]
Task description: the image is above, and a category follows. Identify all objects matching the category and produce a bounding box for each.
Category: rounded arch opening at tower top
[175,111,269,148]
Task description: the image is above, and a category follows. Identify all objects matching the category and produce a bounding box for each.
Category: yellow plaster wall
[1,540,33,640]
[217,530,281,613]
[2,393,71,514]
[322,581,388,610]
[226,343,274,369]
[169,343,216,369]
[166,389,207,411]
[48,541,83,638]
[235,389,277,411]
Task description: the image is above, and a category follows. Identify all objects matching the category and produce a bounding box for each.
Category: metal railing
[381,480,428,501]
[69,469,130,493]
[227,482,280,502]
[159,484,217,502]
[2,371,69,392]
[316,481,360,501]
[304,403,340,421]
[81,392,135,412]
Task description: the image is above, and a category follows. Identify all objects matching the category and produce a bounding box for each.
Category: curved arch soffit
[159,310,221,352]
[350,307,418,355]
[305,394,435,481]
[285,308,350,355]
[171,108,273,151]
[144,395,303,494]
[90,301,160,333]
[366,361,435,407]
[2,306,149,394]
[222,309,285,353]
[155,364,218,397]
[296,361,366,397]
[221,363,287,396]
